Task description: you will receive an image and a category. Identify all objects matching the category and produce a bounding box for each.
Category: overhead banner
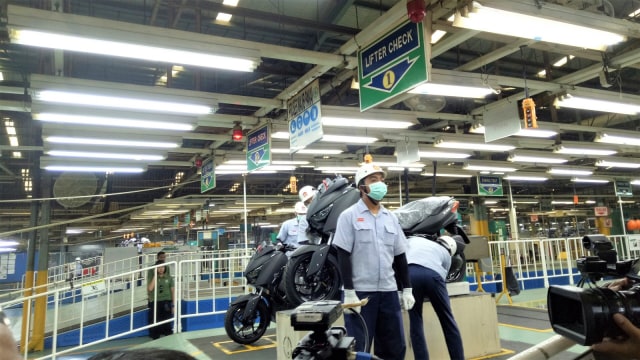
[200,157,215,193]
[288,79,322,153]
[615,180,632,197]
[358,19,428,111]
[477,175,503,196]
[247,124,271,172]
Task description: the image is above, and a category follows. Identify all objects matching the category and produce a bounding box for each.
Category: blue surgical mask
[297,215,305,221]
[367,182,387,201]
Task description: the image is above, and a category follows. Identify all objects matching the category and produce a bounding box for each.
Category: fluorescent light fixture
[223,159,309,165]
[216,164,297,171]
[551,201,576,205]
[434,136,515,152]
[0,240,19,246]
[34,113,194,131]
[418,150,472,159]
[44,165,145,173]
[513,200,539,204]
[322,117,413,129]
[453,2,625,51]
[595,158,640,169]
[555,93,640,115]
[409,83,494,98]
[504,174,549,181]
[595,132,640,146]
[508,151,568,164]
[216,13,233,22]
[34,91,211,115]
[0,247,17,253]
[47,150,165,161]
[571,177,610,184]
[617,200,636,204]
[315,166,359,172]
[420,172,473,178]
[553,143,617,156]
[387,167,423,172]
[463,161,518,172]
[45,136,179,149]
[470,122,557,138]
[271,148,343,155]
[8,4,259,72]
[271,131,377,144]
[547,167,593,176]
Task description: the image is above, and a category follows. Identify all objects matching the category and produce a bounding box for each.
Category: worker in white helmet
[332,162,414,359]
[298,185,317,206]
[276,201,307,249]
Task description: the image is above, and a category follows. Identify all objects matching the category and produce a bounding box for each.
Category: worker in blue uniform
[406,235,465,360]
[333,162,414,360]
[276,201,307,248]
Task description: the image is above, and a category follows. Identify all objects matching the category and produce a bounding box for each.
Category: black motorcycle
[393,196,470,283]
[282,176,358,306]
[224,243,294,344]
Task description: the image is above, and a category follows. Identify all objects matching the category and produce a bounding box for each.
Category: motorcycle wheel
[284,253,341,306]
[224,300,270,344]
[446,253,467,283]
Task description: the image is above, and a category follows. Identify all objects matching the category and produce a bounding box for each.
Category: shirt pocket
[354,221,374,243]
[383,221,398,247]
[288,228,298,237]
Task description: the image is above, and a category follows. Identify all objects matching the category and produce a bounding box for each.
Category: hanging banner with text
[358,19,428,111]
[477,175,503,196]
[247,124,271,172]
[288,79,322,153]
[200,157,215,193]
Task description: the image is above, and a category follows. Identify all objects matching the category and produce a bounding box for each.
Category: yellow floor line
[470,348,515,359]
[211,334,277,354]
[499,322,553,333]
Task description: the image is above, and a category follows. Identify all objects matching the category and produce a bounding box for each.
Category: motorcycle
[282,175,359,306]
[393,196,470,282]
[224,243,294,344]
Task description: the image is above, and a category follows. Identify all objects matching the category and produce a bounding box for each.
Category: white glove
[401,288,415,310]
[343,289,361,313]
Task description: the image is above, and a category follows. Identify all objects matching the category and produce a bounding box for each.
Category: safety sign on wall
[288,79,322,152]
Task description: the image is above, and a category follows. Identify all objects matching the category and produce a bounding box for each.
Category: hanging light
[232,123,243,142]
[290,176,297,194]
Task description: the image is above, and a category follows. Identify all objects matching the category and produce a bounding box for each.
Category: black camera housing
[290,300,355,360]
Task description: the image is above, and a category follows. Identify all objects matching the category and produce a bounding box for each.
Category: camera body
[548,235,640,345]
[290,300,355,360]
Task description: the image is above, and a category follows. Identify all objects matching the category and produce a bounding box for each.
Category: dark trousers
[344,290,406,360]
[148,300,173,339]
[408,264,465,360]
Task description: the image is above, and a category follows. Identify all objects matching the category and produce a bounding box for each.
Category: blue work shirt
[297,217,310,244]
[277,217,302,247]
[333,199,407,292]
[406,236,451,280]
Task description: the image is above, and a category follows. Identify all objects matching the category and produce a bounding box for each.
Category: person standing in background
[333,162,414,360]
[298,185,317,245]
[406,235,464,360]
[147,260,174,339]
[276,202,307,248]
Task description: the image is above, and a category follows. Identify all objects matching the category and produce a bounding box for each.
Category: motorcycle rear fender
[307,245,332,277]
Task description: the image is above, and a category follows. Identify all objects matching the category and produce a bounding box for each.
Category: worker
[406,235,465,360]
[298,185,317,207]
[276,201,307,248]
[333,162,414,360]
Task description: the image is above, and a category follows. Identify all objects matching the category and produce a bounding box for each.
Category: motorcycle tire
[283,253,341,306]
[224,300,270,344]
[446,253,467,283]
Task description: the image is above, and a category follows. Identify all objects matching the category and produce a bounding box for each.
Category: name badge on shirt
[357,217,365,222]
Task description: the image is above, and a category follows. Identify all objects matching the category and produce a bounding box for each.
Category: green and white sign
[200,157,215,193]
[616,180,633,197]
[477,175,503,196]
[247,124,271,172]
[358,19,428,111]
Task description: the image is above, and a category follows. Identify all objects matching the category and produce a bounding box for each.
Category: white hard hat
[437,235,457,256]
[298,185,317,202]
[355,163,385,186]
[294,201,307,214]
[75,257,81,261]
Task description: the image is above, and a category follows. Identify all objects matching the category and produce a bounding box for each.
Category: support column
[470,198,489,236]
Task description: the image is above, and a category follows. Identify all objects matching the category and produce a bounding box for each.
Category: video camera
[290,300,355,360]
[548,234,640,345]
